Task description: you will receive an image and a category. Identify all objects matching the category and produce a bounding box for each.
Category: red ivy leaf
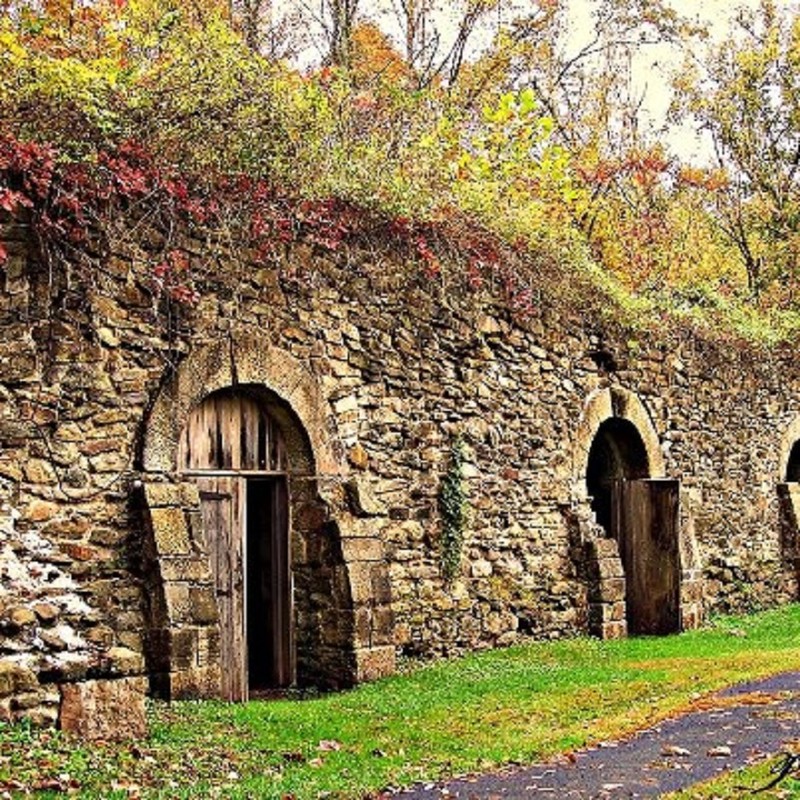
[0,241,8,266]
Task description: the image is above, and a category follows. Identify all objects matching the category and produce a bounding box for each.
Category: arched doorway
[141,338,396,700]
[586,417,680,636]
[178,387,295,699]
[586,418,650,535]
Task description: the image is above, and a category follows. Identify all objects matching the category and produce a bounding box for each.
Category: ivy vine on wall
[439,436,469,582]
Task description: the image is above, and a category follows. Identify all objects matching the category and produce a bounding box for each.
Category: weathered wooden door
[196,475,247,701]
[777,482,800,595]
[180,390,293,699]
[612,479,681,635]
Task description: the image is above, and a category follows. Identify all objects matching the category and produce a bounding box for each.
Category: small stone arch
[139,337,395,700]
[143,338,340,478]
[572,386,665,495]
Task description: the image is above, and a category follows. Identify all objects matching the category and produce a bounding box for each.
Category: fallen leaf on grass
[318,739,342,752]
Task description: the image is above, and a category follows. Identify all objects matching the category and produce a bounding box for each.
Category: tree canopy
[2,0,800,341]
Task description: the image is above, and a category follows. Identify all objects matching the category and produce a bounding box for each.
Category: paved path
[394,672,800,799]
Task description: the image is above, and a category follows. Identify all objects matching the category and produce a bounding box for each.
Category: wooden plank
[197,475,248,701]
[179,393,287,474]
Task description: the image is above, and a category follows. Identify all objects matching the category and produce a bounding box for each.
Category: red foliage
[0,134,536,315]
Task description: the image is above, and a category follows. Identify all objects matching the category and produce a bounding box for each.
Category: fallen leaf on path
[707,746,732,757]
[662,745,692,756]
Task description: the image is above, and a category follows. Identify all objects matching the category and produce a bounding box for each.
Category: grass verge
[1,604,800,799]
[665,752,800,798]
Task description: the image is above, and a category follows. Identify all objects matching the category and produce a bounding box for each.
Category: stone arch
[573,385,665,494]
[143,338,340,478]
[139,337,395,699]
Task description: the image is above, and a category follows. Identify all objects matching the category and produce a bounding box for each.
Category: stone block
[170,628,198,669]
[21,707,59,727]
[149,507,191,556]
[680,579,705,603]
[159,556,212,583]
[168,666,222,700]
[346,563,374,604]
[143,482,184,509]
[585,537,620,560]
[188,587,218,625]
[353,645,396,682]
[371,606,395,646]
[600,621,627,640]
[163,584,192,624]
[341,536,384,562]
[59,677,148,740]
[345,478,387,517]
[0,663,38,698]
[104,647,145,676]
[371,570,393,605]
[11,691,45,711]
[195,629,221,667]
[587,575,623,603]
[588,602,626,630]
[7,606,37,628]
[594,558,625,581]
[598,577,626,604]
[681,604,703,631]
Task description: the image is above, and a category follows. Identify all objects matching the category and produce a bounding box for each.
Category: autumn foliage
[1,0,800,339]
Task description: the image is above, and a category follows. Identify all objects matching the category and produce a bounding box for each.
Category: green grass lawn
[2,604,800,799]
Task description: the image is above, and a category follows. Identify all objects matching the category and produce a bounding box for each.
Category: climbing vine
[439,436,469,583]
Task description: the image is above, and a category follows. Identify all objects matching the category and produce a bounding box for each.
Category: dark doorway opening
[586,418,650,535]
[247,478,292,691]
[787,441,800,482]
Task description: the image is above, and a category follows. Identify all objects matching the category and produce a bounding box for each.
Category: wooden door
[612,479,681,635]
[247,478,294,689]
[197,475,248,701]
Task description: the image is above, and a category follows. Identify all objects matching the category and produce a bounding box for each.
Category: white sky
[567,0,749,161]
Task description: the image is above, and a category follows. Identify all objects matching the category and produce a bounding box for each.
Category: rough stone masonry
[0,208,799,734]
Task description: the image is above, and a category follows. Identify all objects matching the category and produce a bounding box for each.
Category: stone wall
[1,210,799,727]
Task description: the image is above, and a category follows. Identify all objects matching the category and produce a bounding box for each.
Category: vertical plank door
[612,479,681,635]
[197,476,248,701]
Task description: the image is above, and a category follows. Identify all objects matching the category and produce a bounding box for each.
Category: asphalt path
[393,672,800,799]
